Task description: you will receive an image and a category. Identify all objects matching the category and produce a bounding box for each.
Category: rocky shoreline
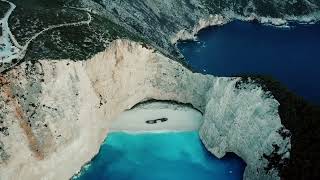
[2,0,320,71]
[1,0,320,180]
[237,76,320,180]
[0,39,289,180]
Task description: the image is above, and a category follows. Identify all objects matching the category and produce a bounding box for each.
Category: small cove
[177,21,320,104]
[73,132,246,180]
[73,103,246,180]
[70,20,320,180]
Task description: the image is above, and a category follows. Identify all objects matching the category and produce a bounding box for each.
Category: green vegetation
[202,0,318,17]
[253,0,280,17]
[21,12,148,62]
[0,1,10,19]
[11,0,70,8]
[4,0,149,66]
[8,6,88,44]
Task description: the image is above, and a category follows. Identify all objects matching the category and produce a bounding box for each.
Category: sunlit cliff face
[0,39,289,180]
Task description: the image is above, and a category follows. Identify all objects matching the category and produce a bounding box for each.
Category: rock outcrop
[2,0,320,73]
[0,40,290,180]
[200,77,290,180]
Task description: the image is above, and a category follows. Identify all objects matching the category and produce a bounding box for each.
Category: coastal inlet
[72,102,246,180]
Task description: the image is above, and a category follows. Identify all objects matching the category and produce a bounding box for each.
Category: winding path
[0,0,22,64]
[0,0,92,73]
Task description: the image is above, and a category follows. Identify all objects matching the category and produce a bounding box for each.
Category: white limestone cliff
[0,39,290,180]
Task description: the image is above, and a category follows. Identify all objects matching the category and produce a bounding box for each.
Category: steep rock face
[0,1,319,179]
[0,40,290,180]
[2,0,319,72]
[200,77,290,180]
[74,0,320,57]
[0,59,106,179]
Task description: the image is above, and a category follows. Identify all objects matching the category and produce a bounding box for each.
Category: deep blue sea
[73,132,246,180]
[177,21,320,104]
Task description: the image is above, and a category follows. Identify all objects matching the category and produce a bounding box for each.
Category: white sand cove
[110,102,203,132]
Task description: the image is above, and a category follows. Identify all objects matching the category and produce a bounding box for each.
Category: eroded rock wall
[0,39,290,180]
[0,59,106,179]
[200,77,290,180]
[0,39,210,179]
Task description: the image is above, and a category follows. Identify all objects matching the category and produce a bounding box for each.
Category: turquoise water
[178,21,320,104]
[73,132,246,180]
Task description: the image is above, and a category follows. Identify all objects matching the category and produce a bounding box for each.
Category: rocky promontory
[1,0,320,180]
[0,39,289,180]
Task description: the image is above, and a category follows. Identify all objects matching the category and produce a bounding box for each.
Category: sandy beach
[110,102,203,132]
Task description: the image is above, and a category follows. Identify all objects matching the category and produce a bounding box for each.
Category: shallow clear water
[73,132,246,180]
[177,21,320,104]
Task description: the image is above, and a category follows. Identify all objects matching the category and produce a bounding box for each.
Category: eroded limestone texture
[0,40,289,180]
